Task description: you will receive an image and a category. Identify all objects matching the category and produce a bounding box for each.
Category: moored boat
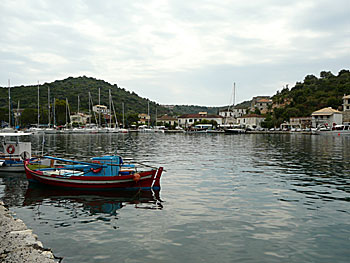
[24,155,163,190]
[0,132,36,172]
[314,124,350,135]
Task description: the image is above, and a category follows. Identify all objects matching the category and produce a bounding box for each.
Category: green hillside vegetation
[0,76,173,127]
[263,69,350,128]
[0,76,223,127]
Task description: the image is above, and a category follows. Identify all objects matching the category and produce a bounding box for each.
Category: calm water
[1,133,350,263]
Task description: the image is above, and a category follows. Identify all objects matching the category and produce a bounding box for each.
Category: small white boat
[0,132,35,172]
[314,124,350,135]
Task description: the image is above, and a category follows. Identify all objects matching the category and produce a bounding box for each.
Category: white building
[219,108,247,125]
[70,113,90,124]
[178,113,223,128]
[311,107,343,128]
[93,105,109,114]
[237,114,265,129]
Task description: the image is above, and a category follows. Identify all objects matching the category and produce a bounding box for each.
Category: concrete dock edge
[0,201,57,263]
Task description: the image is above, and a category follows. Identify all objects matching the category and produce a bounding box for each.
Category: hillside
[264,69,350,127]
[0,76,226,126]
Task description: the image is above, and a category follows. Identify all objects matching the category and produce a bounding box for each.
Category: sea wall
[0,201,57,263]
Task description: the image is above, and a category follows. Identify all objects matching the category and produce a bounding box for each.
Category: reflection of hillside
[23,185,163,215]
[248,134,350,200]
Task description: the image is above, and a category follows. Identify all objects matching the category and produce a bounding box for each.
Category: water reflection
[1,133,350,263]
[23,186,163,216]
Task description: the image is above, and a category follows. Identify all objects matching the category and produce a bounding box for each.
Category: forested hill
[0,76,223,125]
[0,76,170,116]
[266,69,350,127]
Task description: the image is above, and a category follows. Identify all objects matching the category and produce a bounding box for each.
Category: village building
[219,107,247,125]
[70,113,90,125]
[177,112,223,128]
[250,96,272,114]
[92,105,108,114]
[280,117,312,130]
[157,115,178,126]
[311,107,343,128]
[342,94,350,125]
[138,113,150,124]
[236,114,265,129]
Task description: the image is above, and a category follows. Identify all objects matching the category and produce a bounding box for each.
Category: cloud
[0,0,349,106]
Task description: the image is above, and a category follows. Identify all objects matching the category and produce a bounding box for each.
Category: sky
[1,0,349,106]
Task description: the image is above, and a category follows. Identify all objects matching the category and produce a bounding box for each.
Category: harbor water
[0,133,349,262]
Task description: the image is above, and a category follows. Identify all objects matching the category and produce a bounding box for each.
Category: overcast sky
[1,0,349,106]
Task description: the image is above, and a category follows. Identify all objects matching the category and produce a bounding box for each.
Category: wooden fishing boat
[24,155,163,190]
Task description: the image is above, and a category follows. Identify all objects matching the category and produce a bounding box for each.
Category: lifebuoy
[6,145,15,155]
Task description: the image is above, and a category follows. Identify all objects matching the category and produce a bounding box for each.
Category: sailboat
[28,81,45,134]
[83,92,98,133]
[105,89,121,133]
[224,83,246,134]
[44,86,57,134]
[1,80,15,133]
[118,102,128,133]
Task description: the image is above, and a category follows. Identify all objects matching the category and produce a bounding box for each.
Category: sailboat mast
[8,79,11,128]
[233,82,236,107]
[65,98,68,128]
[16,100,20,128]
[109,89,112,128]
[98,87,101,128]
[89,92,91,126]
[122,102,125,128]
[156,107,158,126]
[53,98,56,127]
[78,95,80,114]
[48,86,51,128]
[37,81,40,128]
[148,100,150,128]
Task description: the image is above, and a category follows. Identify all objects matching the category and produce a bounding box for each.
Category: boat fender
[6,144,15,155]
[90,167,103,173]
[90,160,103,173]
[133,173,141,182]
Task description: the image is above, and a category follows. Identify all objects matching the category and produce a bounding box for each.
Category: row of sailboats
[26,84,128,134]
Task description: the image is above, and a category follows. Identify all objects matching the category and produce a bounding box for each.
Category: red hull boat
[24,155,163,190]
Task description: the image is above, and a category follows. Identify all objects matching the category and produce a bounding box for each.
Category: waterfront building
[157,115,178,126]
[311,107,342,128]
[236,114,265,129]
[342,95,350,124]
[219,107,247,125]
[280,117,312,130]
[178,112,223,128]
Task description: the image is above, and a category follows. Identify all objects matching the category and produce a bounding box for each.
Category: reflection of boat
[25,155,163,190]
[0,132,35,172]
[23,185,162,214]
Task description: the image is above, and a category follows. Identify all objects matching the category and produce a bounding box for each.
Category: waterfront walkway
[0,201,57,263]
